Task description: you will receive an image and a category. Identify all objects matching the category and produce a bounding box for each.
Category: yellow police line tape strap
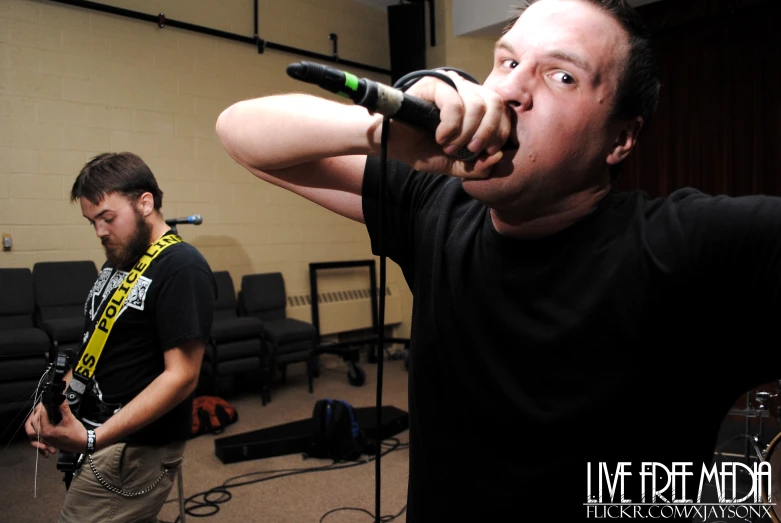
[73,234,183,380]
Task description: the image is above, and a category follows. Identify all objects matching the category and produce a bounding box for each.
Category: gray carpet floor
[0,352,411,523]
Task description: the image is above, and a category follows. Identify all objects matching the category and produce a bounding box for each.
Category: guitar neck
[40,351,73,425]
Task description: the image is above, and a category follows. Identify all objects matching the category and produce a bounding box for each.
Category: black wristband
[86,429,96,454]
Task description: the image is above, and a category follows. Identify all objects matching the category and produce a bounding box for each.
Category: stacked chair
[32,261,98,356]
[238,272,317,405]
[202,271,268,402]
[0,261,317,419]
[0,268,52,417]
[0,261,96,421]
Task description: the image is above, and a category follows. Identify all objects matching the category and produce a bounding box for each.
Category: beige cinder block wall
[427,0,499,84]
[0,0,500,340]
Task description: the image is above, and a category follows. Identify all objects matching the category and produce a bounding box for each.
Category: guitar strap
[67,233,183,402]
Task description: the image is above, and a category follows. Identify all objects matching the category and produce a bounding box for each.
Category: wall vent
[286,284,403,336]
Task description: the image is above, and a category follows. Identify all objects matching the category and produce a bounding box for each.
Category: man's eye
[501,58,519,69]
[105,218,114,224]
[551,71,575,85]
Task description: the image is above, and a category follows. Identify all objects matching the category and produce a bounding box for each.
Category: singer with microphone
[25,152,216,523]
[216,1,781,520]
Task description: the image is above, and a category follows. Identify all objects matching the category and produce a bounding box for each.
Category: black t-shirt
[362,156,781,521]
[78,232,216,444]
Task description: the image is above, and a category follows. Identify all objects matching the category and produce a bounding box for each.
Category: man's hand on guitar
[25,401,88,457]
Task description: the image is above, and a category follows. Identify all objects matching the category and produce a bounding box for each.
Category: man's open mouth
[501,133,520,152]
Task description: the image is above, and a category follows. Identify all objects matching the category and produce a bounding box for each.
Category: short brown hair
[71,152,164,210]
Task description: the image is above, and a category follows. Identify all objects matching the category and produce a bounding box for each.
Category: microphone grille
[192,214,203,225]
[451,146,479,163]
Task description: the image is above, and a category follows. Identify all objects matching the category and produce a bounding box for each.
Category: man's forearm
[91,369,197,451]
[216,93,384,171]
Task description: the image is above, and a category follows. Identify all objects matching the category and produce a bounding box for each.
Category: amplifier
[215,405,409,464]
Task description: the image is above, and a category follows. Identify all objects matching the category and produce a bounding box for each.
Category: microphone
[286,61,479,162]
[165,214,202,226]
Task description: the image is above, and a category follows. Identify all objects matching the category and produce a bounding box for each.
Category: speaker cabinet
[388,3,427,85]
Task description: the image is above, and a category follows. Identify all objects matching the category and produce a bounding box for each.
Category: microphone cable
[373,67,479,523]
[158,437,410,523]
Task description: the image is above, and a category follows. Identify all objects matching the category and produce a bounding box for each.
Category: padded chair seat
[38,318,83,343]
[0,356,48,381]
[207,338,262,362]
[259,318,315,346]
[214,358,263,376]
[0,328,51,358]
[0,379,41,408]
[211,317,265,343]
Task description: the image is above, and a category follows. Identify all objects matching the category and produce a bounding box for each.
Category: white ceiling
[351,0,660,9]
[350,0,663,37]
[350,0,406,10]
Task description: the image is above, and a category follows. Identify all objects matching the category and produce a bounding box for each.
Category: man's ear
[607,116,643,166]
[136,192,155,217]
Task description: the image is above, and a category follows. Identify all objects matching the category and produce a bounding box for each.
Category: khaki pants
[58,440,186,523]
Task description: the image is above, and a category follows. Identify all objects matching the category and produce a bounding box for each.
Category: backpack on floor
[191,396,238,437]
[308,398,365,461]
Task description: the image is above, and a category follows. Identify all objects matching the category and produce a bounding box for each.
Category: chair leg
[280,364,287,384]
[307,354,314,393]
[312,353,321,378]
[259,342,272,406]
[261,387,270,406]
[260,358,271,406]
[259,371,268,406]
[260,372,271,406]
[209,368,219,396]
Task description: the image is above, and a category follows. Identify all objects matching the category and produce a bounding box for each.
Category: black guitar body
[39,350,82,489]
[56,451,83,489]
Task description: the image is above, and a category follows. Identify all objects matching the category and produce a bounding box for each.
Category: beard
[102,209,152,269]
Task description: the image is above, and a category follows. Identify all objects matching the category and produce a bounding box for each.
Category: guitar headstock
[39,350,73,425]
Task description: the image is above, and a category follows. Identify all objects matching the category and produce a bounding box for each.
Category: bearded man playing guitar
[25,152,216,523]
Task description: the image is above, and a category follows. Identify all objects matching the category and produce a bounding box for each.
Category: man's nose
[494,68,533,112]
[95,223,109,238]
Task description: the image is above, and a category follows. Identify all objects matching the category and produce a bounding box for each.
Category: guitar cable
[158,437,409,523]
[31,367,52,498]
